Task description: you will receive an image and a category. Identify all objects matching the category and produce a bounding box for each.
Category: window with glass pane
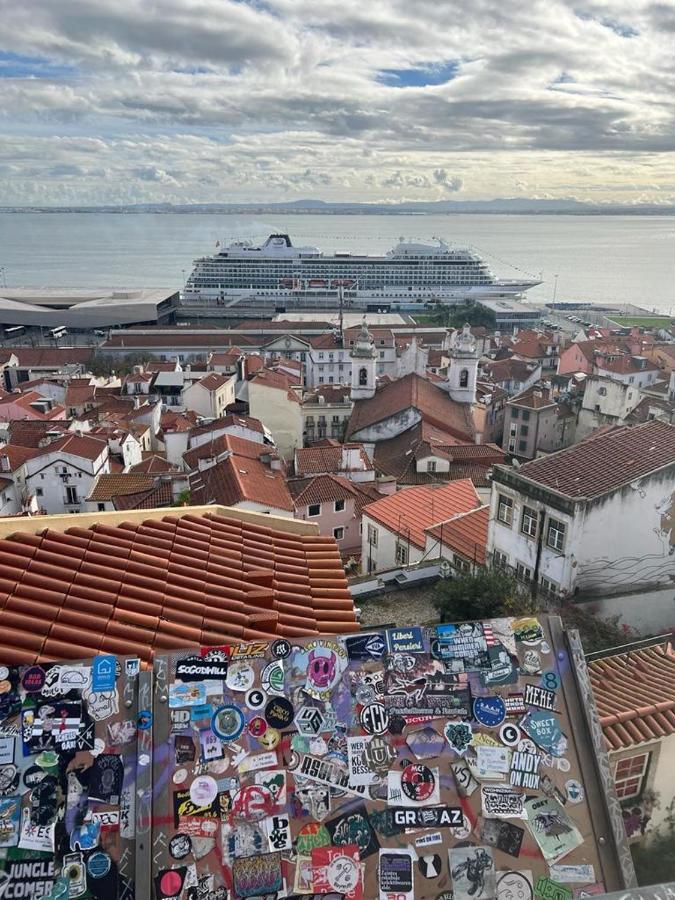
[547,517,566,551]
[497,495,513,525]
[614,753,650,799]
[521,506,538,537]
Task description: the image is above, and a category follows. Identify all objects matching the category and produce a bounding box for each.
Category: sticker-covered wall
[0,656,140,899]
[151,616,627,900]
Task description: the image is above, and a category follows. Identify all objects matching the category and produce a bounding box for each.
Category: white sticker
[477,745,511,777]
[415,831,443,848]
[190,775,218,806]
[550,864,595,884]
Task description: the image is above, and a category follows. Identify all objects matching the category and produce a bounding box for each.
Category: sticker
[418,854,442,879]
[170,709,190,732]
[296,706,326,736]
[401,764,437,802]
[239,750,279,775]
[498,871,534,900]
[444,721,473,755]
[189,775,218,807]
[387,627,424,653]
[391,807,464,828]
[176,655,229,682]
[345,632,387,660]
[0,737,14,766]
[125,658,141,677]
[304,640,347,700]
[212,705,245,741]
[155,867,187,900]
[347,735,380,786]
[520,710,567,756]
[0,765,19,796]
[21,666,46,693]
[297,821,332,854]
[137,709,152,730]
[541,670,560,691]
[246,688,266,710]
[513,618,543,644]
[270,638,292,659]
[535,878,572,900]
[294,752,368,799]
[200,729,223,761]
[173,768,188,785]
[169,682,207,707]
[482,819,525,857]
[481,784,527,819]
[364,735,397,774]
[327,804,381,858]
[264,813,292,851]
[265,697,294,729]
[451,761,479,796]
[379,849,414,900]
[89,754,124,804]
[0,796,21,847]
[261,661,285,696]
[232,784,274,821]
[360,702,389,735]
[565,779,584,803]
[525,796,584,863]
[91,655,117,692]
[474,696,506,728]
[87,851,112,879]
[505,694,527,716]
[549,866,595,885]
[436,622,489,668]
[18,808,54,851]
[175,734,196,765]
[226,661,255,693]
[248,716,268,738]
[313,845,362,899]
[574,884,606,898]
[510,746,541,789]
[259,727,281,750]
[170,833,193,860]
[0,859,56,898]
[415,831,443,848]
[386,672,472,718]
[450,845,496,900]
[405,725,445,760]
[232,850,283,897]
[522,651,542,675]
[500,723,521,747]
[523,683,556,711]
[477,745,511,777]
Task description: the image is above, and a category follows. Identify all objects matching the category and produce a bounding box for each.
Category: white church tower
[350,317,377,401]
[446,323,478,404]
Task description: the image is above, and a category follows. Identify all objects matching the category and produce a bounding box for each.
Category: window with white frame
[521,506,538,538]
[493,550,508,569]
[614,753,650,800]
[546,517,566,552]
[540,575,558,595]
[453,554,470,572]
[308,503,321,517]
[333,527,345,541]
[497,494,514,526]
[334,499,345,513]
[427,460,437,473]
[367,524,378,546]
[395,542,409,565]
[516,562,532,582]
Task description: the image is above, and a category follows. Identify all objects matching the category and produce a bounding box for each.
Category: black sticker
[401,764,436,802]
[481,818,525,857]
[176,656,229,682]
[175,735,196,765]
[264,697,294,729]
[326,803,381,858]
[29,775,58,825]
[155,867,187,900]
[23,765,47,789]
[390,807,464,828]
[169,833,193,860]
[89,754,124,804]
[270,639,291,659]
[523,683,556,711]
[388,714,406,735]
[344,633,387,660]
[359,702,389,735]
[418,854,442,879]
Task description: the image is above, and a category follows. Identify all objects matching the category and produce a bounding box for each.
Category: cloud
[0,0,672,204]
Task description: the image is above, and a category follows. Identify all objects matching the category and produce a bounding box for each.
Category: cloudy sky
[0,0,674,206]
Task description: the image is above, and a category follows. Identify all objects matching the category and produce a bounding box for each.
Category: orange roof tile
[0,509,357,665]
[190,456,293,511]
[183,434,268,470]
[295,443,372,476]
[193,372,233,392]
[362,479,480,549]
[589,639,675,750]
[88,473,156,501]
[426,505,489,565]
[34,433,108,462]
[128,454,175,474]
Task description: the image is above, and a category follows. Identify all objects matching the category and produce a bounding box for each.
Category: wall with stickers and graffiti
[150,616,636,900]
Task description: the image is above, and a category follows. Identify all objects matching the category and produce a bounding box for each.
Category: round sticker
[169,833,193,860]
[160,870,184,897]
[261,661,285,696]
[246,688,266,710]
[401,764,436,802]
[173,768,188,785]
[258,727,281,750]
[0,667,8,681]
[0,682,11,695]
[36,750,59,770]
[497,873,533,900]
[265,697,294,729]
[22,666,46,693]
[137,710,152,730]
[499,723,521,747]
[23,766,46,789]
[190,775,218,806]
[327,854,360,893]
[418,854,442,879]
[212,705,245,742]
[359,702,389,735]
[271,639,291,659]
[566,778,585,803]
[226,662,255,693]
[248,716,268,738]
[541,670,560,691]
[87,852,111,879]
[473,696,506,728]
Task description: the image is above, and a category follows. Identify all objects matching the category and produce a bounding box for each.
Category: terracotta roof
[65,382,97,406]
[160,410,200,434]
[11,347,93,368]
[34,433,108,462]
[288,474,357,508]
[0,508,356,665]
[310,333,343,350]
[346,372,475,442]
[362,479,480,549]
[0,444,40,470]
[192,372,233,392]
[88,473,156,501]
[249,368,301,401]
[0,390,65,420]
[188,414,265,438]
[483,358,536,383]
[190,456,293,511]
[123,372,153,383]
[295,443,372,476]
[302,384,352,405]
[509,386,557,410]
[183,434,268,470]
[426,505,489,565]
[112,479,177,511]
[7,420,73,448]
[511,337,556,360]
[128,455,175,474]
[208,349,243,365]
[589,640,675,750]
[510,421,675,499]
[596,355,659,375]
[145,360,180,373]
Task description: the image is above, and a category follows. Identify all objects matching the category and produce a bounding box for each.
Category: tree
[87,352,151,378]
[433,569,537,622]
[555,603,633,654]
[631,799,675,885]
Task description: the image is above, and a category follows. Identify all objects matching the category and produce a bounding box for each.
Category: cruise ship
[182,234,541,312]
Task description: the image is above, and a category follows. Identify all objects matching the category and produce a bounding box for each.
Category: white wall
[360,512,424,573]
[233,499,294,519]
[248,382,303,460]
[26,448,110,515]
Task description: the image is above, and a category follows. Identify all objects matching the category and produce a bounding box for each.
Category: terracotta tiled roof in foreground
[589,639,675,750]
[0,506,357,666]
